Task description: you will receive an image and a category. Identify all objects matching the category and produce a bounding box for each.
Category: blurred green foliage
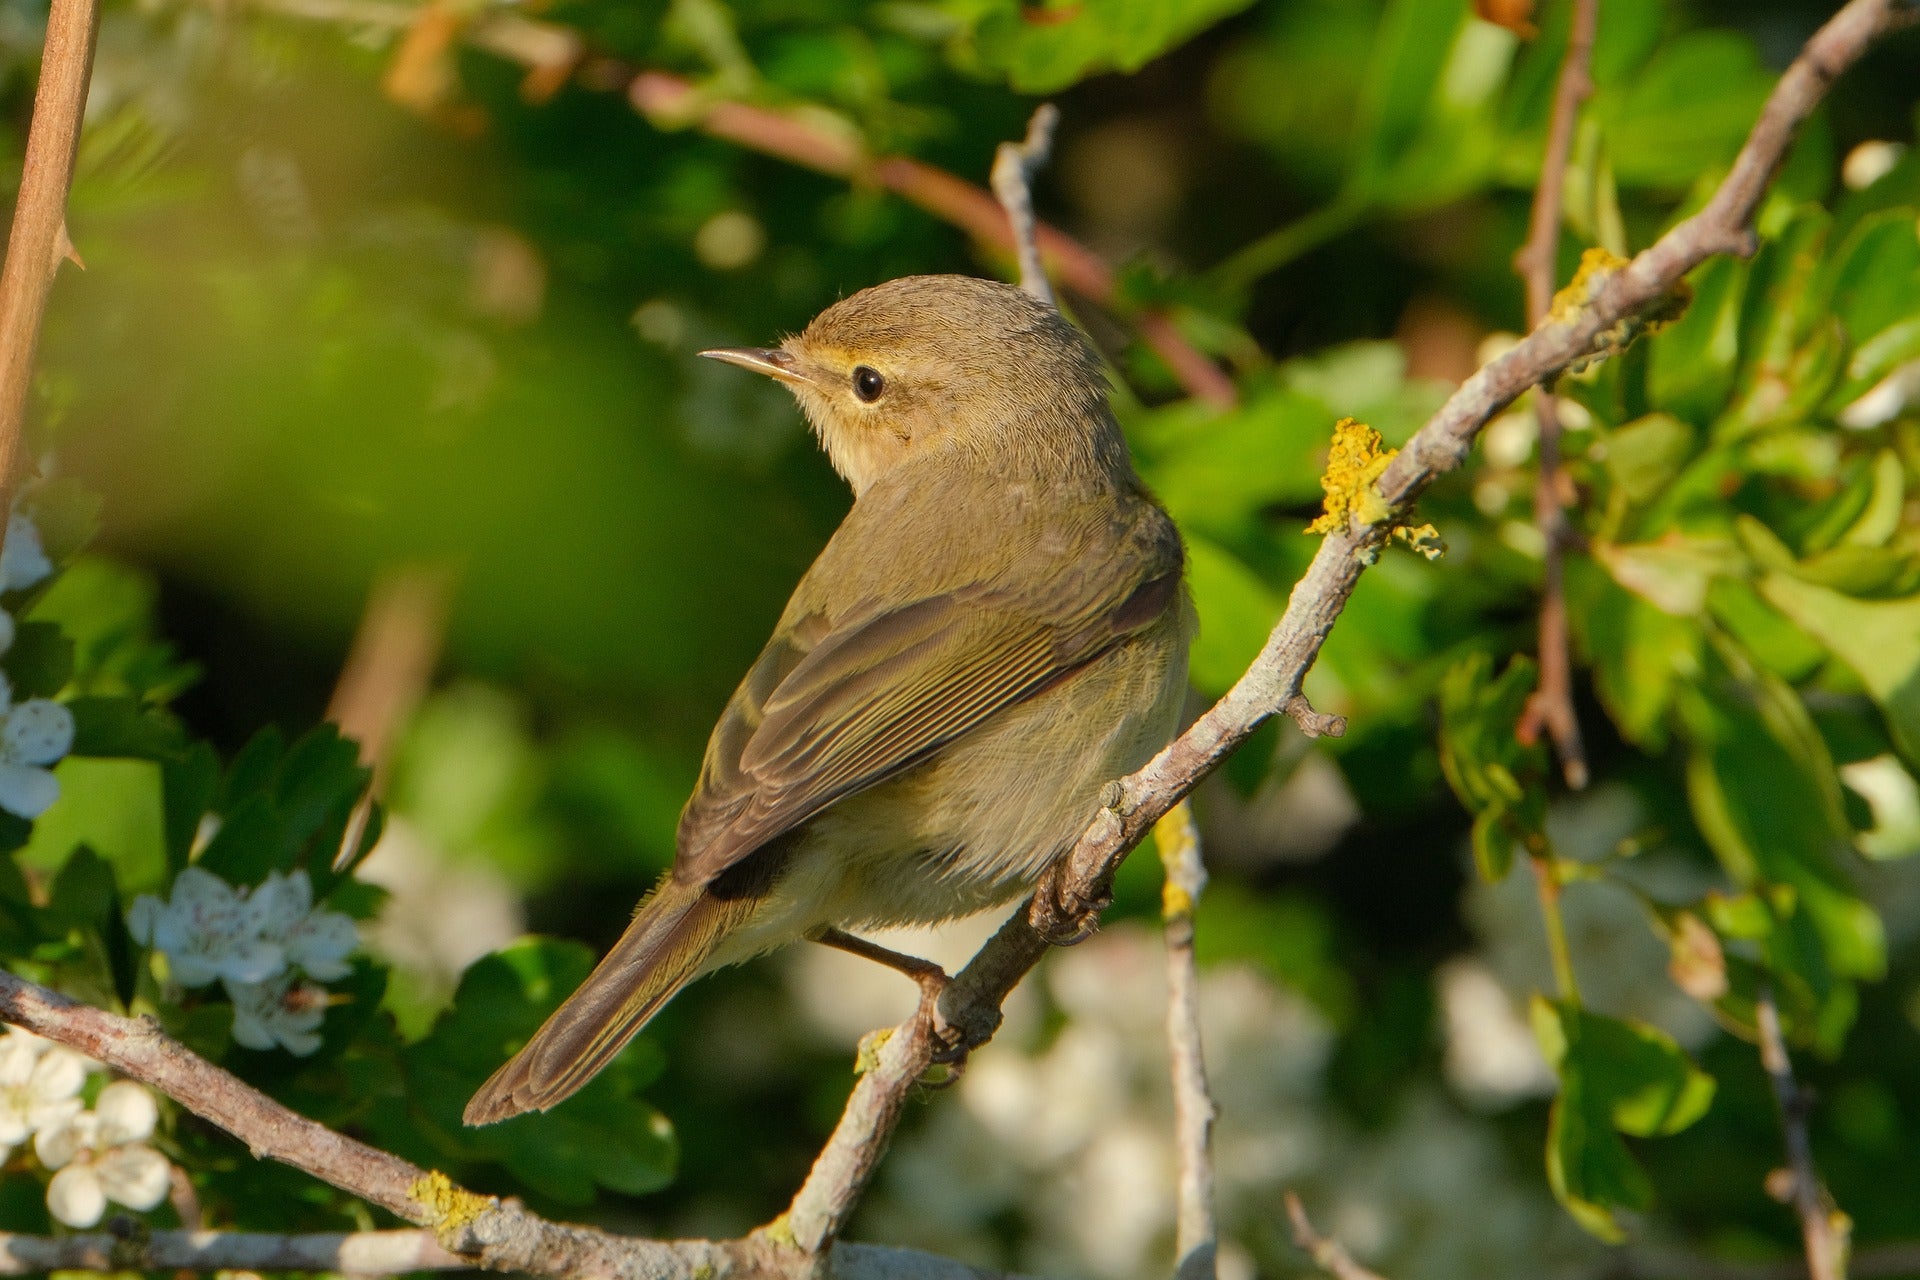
[0,0,1917,1273]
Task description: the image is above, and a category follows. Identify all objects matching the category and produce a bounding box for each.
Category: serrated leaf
[1761,573,1920,768]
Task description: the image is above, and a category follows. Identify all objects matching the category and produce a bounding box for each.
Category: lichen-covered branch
[1158,801,1218,1280]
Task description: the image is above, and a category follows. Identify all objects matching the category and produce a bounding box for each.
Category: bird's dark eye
[852,366,886,403]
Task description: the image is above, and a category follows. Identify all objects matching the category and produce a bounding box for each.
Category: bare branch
[1286,1192,1390,1280]
[0,1229,465,1274]
[0,970,1028,1280]
[1757,987,1848,1280]
[0,0,100,517]
[990,105,1060,308]
[1512,0,1597,791]
[1158,801,1217,1280]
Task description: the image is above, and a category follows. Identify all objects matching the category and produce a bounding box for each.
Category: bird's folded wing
[674,519,1182,886]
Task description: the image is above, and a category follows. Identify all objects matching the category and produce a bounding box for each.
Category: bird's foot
[1029,863,1112,947]
[808,926,972,1074]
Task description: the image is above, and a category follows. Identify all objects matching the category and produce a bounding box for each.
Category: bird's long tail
[464,876,746,1125]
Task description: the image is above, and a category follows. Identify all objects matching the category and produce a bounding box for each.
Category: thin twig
[0,1229,465,1274]
[325,561,455,871]
[1286,1192,1391,1280]
[990,105,1060,308]
[1757,986,1848,1280]
[1158,801,1217,1280]
[1513,0,1597,791]
[776,0,1907,1252]
[0,0,100,537]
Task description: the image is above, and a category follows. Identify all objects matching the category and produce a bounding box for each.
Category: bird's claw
[1029,865,1111,946]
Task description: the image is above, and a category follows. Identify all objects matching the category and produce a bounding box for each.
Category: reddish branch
[1512,0,1597,789]
[1757,988,1848,1280]
[0,0,99,515]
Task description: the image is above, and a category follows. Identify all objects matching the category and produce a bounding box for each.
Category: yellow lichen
[1306,418,1448,561]
[1547,246,1692,370]
[1307,418,1397,535]
[1548,247,1630,325]
[854,1026,893,1074]
[760,1212,798,1249]
[410,1170,491,1243]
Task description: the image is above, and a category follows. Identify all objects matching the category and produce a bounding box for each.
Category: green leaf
[954,0,1259,92]
[1532,998,1716,1241]
[1598,32,1771,188]
[3,621,74,699]
[1183,536,1279,693]
[1678,651,1885,982]
[1761,573,1920,768]
[161,743,218,875]
[1347,0,1472,201]
[45,844,118,934]
[1820,207,1920,345]
[1570,561,1702,750]
[27,558,199,702]
[1646,259,1746,424]
[68,696,188,761]
[19,759,168,897]
[1438,653,1545,880]
[18,480,101,572]
[399,938,677,1204]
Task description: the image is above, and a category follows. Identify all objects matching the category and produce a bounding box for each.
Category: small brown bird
[465,275,1191,1125]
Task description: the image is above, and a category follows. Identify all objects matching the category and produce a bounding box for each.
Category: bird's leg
[807,927,969,1066]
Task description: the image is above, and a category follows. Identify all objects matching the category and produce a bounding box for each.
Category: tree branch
[1513,0,1597,790]
[0,0,100,519]
[1286,1191,1391,1280]
[0,1229,466,1274]
[1756,987,1848,1280]
[1158,801,1218,1280]
[990,105,1060,308]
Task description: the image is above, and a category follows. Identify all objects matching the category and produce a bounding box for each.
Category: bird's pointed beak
[698,346,812,386]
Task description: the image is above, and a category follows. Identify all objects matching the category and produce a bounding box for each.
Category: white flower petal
[0,515,53,594]
[227,985,278,1052]
[28,1048,87,1104]
[168,952,221,989]
[0,671,11,716]
[288,911,358,980]
[170,866,238,913]
[278,1022,324,1057]
[95,1144,171,1211]
[3,699,73,767]
[33,1112,93,1169]
[219,939,287,986]
[125,895,163,947]
[25,1095,82,1137]
[46,1165,106,1228]
[0,762,59,819]
[0,1034,41,1086]
[94,1082,157,1147]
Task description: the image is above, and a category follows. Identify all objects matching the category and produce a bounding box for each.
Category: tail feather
[464,879,745,1125]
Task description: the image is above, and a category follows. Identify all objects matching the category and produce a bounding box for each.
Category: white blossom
[227,974,328,1056]
[35,1081,171,1228]
[0,1029,89,1160]
[256,870,358,981]
[0,672,74,820]
[0,513,52,594]
[126,866,287,988]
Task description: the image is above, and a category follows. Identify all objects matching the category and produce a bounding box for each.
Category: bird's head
[702,275,1119,495]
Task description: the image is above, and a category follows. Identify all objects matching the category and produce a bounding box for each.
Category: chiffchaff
[466,275,1191,1125]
